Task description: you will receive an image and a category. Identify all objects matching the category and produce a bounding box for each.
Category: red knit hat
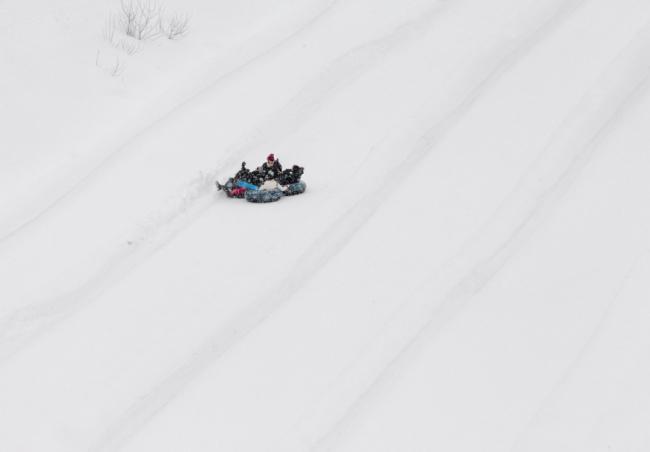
[267,153,275,162]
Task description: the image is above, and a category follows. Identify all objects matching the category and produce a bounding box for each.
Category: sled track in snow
[0,0,342,361]
[88,1,607,450]
[0,0,343,360]
[510,251,650,452]
[126,0,453,245]
[309,22,650,451]
[0,0,340,245]
[0,1,452,366]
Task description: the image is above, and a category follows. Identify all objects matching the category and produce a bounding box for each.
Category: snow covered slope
[1,0,650,451]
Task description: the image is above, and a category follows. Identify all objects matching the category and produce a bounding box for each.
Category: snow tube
[245,188,283,203]
[235,180,259,191]
[284,181,306,196]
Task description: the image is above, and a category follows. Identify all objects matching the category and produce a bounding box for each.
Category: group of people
[235,154,303,186]
[218,153,304,198]
[235,153,283,186]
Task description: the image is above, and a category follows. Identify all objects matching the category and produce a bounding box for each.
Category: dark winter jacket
[234,162,251,182]
[278,165,304,185]
[260,160,283,180]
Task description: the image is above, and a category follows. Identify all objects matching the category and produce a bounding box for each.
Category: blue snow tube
[235,180,259,191]
[284,181,306,196]
[245,188,283,203]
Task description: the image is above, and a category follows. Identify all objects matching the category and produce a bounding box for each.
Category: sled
[283,181,306,196]
[245,180,283,203]
[245,188,284,203]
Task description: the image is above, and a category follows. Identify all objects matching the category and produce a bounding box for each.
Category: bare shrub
[104,14,142,55]
[103,16,117,44]
[120,0,162,41]
[160,12,190,39]
[96,50,125,77]
[110,56,125,76]
[103,0,189,54]
[118,37,142,55]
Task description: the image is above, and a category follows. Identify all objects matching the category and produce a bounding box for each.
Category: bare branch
[110,56,124,77]
[105,0,189,45]
[160,12,190,39]
[118,0,161,40]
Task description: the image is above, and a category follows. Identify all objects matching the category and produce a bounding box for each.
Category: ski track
[0,0,452,368]
[0,0,340,245]
[309,21,650,451]
[86,1,601,451]
[508,251,650,452]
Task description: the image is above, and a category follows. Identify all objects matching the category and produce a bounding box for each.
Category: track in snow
[87,1,609,450]
[310,19,650,450]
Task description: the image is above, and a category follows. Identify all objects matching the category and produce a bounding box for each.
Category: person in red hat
[259,153,283,181]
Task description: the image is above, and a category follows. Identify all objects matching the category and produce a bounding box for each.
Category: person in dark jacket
[259,153,283,180]
[234,161,250,182]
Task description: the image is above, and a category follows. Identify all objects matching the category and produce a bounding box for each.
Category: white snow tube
[245,180,283,203]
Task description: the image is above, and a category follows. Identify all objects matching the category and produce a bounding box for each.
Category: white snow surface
[2,0,650,450]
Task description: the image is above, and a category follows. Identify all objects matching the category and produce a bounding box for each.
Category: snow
[1,0,650,451]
